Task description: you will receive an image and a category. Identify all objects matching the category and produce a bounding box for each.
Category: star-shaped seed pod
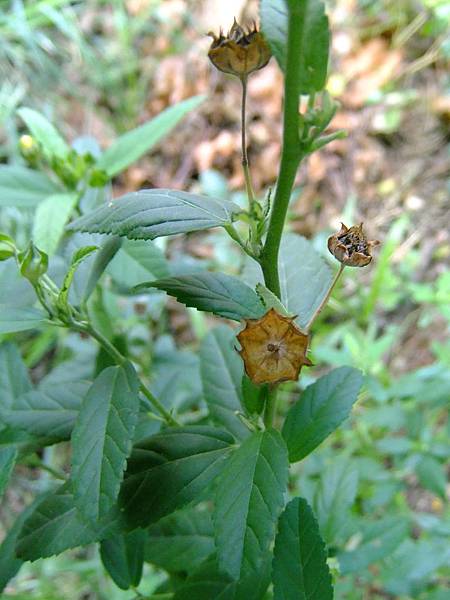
[237,308,312,385]
[208,19,271,78]
[327,223,379,267]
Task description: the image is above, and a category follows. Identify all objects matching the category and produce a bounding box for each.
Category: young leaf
[0,306,47,334]
[0,342,32,413]
[32,192,78,255]
[57,245,99,308]
[82,236,123,301]
[145,506,215,573]
[3,381,90,440]
[260,0,330,93]
[108,239,170,289]
[282,367,363,462]
[0,165,61,208]
[100,529,146,590]
[0,446,17,498]
[68,189,240,240]
[214,429,289,580]
[272,497,333,600]
[120,426,234,529]
[15,485,122,561]
[17,107,70,159]
[142,272,265,321]
[72,364,140,522]
[243,234,333,330]
[96,95,205,176]
[200,326,249,440]
[256,283,292,316]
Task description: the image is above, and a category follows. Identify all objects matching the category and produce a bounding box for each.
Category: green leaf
[100,529,145,590]
[0,165,61,208]
[337,517,409,575]
[72,364,140,522]
[145,506,215,573]
[82,236,122,301]
[243,234,333,330]
[174,556,271,600]
[415,455,447,500]
[256,283,292,316]
[3,381,90,440]
[260,0,330,93]
[0,342,32,413]
[17,107,70,159]
[282,367,363,462]
[32,192,78,255]
[0,305,47,334]
[143,272,265,321]
[0,446,17,498]
[314,459,359,544]
[69,189,240,240]
[120,426,234,529]
[108,239,170,289]
[15,485,122,561]
[214,429,289,580]
[58,245,99,307]
[97,95,205,176]
[272,497,333,600]
[200,326,249,440]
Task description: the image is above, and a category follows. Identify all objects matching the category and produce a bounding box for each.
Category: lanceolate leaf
[69,189,240,240]
[0,306,47,334]
[0,446,17,498]
[120,427,234,529]
[282,367,363,462]
[97,95,205,177]
[145,506,215,573]
[0,165,62,208]
[200,326,249,440]
[214,429,289,580]
[143,272,265,321]
[100,529,146,590]
[272,497,333,600]
[32,192,78,255]
[16,485,122,561]
[260,0,330,93]
[17,107,70,159]
[243,234,333,330]
[108,239,170,289]
[72,364,140,522]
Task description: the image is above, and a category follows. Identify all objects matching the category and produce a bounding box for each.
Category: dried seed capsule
[327,223,379,267]
[208,19,271,78]
[237,308,312,385]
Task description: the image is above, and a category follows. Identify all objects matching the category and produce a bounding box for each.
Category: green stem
[263,386,278,429]
[26,456,66,480]
[305,263,345,331]
[260,5,305,298]
[79,322,179,427]
[240,75,255,207]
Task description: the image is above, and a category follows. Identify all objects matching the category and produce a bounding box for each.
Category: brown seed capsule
[208,19,271,78]
[327,223,380,267]
[237,308,312,385]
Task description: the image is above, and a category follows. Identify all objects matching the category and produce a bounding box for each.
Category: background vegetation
[0,0,449,598]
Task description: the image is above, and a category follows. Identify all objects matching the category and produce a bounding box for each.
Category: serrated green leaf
[214,429,289,580]
[174,556,272,600]
[260,0,330,93]
[272,497,333,600]
[15,485,122,561]
[243,234,333,330]
[282,367,363,462]
[72,364,140,522]
[0,446,16,498]
[0,342,32,413]
[145,506,215,573]
[0,305,47,334]
[69,189,240,240]
[108,239,170,289]
[143,272,265,321]
[97,95,205,176]
[100,529,146,590]
[0,165,62,207]
[17,107,70,159]
[120,426,234,529]
[200,326,249,440]
[3,381,90,440]
[337,517,409,575]
[32,192,78,255]
[415,455,447,500]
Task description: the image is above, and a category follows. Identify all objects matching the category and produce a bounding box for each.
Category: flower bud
[327,223,379,267]
[208,19,271,78]
[237,308,312,385]
[18,242,48,284]
[19,134,40,164]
